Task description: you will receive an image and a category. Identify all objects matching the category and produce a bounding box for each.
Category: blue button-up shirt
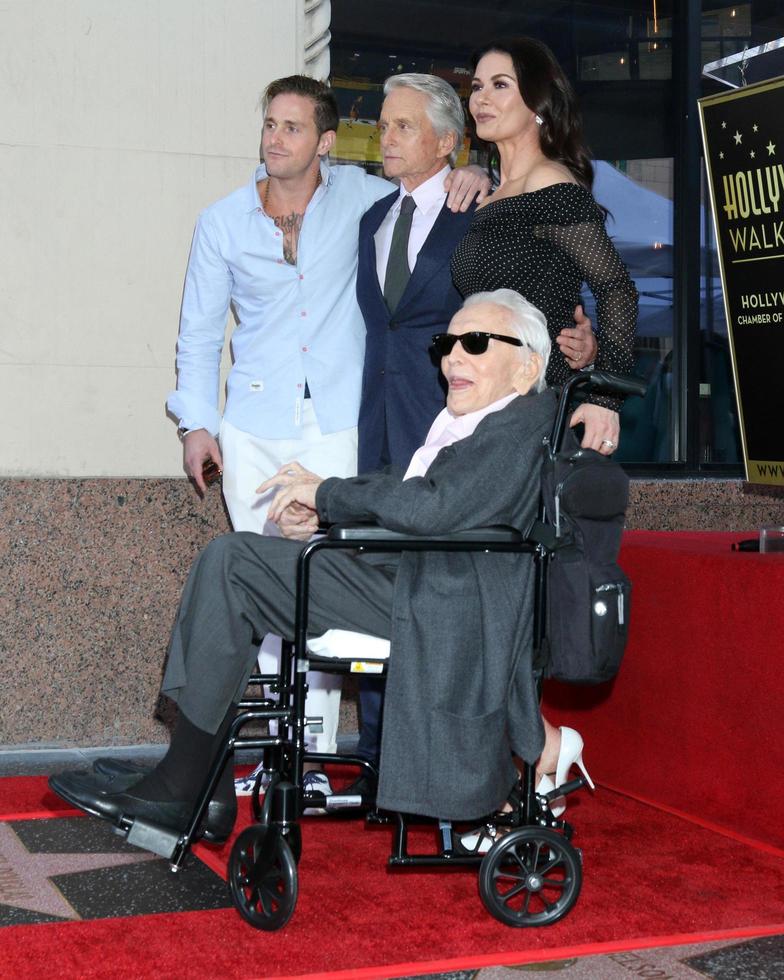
[168,162,392,438]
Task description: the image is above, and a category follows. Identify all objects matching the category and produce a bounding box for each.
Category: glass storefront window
[592,157,675,463]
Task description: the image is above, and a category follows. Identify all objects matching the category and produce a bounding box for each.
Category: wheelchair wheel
[228,825,298,930]
[478,826,581,927]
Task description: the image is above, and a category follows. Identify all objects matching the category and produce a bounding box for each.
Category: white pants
[220,405,358,754]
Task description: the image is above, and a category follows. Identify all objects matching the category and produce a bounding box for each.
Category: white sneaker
[234,760,270,797]
[302,770,333,816]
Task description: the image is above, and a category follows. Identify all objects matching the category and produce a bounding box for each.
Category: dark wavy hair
[471,38,594,192]
[261,75,339,136]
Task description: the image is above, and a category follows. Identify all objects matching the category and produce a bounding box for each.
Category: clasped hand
[257,461,324,540]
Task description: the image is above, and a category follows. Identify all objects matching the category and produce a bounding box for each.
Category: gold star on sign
[750,149,756,159]
[719,151,724,159]
[734,130,742,145]
[753,123,759,132]
[721,120,727,128]
[768,141,776,155]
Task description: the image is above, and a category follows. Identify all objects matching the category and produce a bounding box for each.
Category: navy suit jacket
[356,191,475,474]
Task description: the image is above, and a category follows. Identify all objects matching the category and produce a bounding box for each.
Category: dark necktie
[383,195,416,312]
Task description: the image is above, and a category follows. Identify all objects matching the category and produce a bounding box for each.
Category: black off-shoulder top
[451,183,638,409]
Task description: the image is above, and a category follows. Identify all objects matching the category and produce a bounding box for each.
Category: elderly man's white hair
[383,73,465,166]
[461,289,551,393]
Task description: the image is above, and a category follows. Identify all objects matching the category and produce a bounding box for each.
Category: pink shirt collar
[403,393,519,480]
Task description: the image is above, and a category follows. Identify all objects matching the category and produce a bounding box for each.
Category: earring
[535,114,543,126]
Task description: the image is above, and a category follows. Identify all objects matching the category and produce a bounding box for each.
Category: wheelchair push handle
[549,369,647,455]
[574,369,648,399]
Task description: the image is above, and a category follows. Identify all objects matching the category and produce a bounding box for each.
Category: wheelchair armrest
[326,522,523,545]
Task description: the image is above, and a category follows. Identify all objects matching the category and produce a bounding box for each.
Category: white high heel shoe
[536,773,555,796]
[543,727,595,818]
[554,726,595,792]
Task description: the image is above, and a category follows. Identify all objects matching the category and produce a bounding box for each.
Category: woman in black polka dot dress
[452,37,638,455]
[451,41,638,841]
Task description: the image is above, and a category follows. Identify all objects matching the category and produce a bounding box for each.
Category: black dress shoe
[93,758,151,780]
[94,760,237,842]
[56,769,237,845]
[48,772,192,831]
[201,797,237,844]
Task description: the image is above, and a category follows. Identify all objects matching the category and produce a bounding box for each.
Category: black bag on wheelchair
[530,426,631,684]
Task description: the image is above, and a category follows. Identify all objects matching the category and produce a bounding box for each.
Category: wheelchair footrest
[126,818,182,860]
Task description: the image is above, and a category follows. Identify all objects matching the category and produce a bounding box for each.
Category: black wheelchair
[124,369,644,932]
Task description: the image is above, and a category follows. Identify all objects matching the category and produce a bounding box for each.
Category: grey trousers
[160,532,397,733]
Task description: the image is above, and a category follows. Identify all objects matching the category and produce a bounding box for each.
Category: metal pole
[672,0,703,466]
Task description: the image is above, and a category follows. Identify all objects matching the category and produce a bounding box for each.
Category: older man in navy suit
[352,75,473,783]
[356,75,477,475]
[351,74,597,787]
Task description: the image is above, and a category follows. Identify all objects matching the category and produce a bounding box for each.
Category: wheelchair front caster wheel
[478,826,582,927]
[251,769,279,822]
[228,826,298,930]
[285,823,302,864]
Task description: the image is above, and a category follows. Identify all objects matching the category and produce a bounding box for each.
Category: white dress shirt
[374,165,452,291]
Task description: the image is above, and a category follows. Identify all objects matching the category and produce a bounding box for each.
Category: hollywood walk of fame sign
[699,77,784,486]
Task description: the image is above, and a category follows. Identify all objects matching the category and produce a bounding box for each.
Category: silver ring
[601,439,616,449]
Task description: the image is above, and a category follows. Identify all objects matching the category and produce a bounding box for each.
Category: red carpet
[542,530,784,850]
[1,775,784,978]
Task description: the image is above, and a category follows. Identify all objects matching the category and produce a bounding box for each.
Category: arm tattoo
[274,211,304,265]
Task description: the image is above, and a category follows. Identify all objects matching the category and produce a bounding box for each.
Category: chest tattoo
[273,212,304,265]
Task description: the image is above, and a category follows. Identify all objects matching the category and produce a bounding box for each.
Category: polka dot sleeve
[534,217,638,409]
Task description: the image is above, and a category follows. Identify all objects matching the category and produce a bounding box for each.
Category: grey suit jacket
[317,389,557,820]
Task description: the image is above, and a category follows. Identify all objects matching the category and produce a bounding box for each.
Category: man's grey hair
[461,289,551,393]
[383,73,465,166]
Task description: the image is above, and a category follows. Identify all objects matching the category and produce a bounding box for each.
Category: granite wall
[1,477,783,750]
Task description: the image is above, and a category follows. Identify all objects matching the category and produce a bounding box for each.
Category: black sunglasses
[430,331,524,357]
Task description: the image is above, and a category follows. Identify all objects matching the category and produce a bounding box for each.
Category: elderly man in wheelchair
[50,288,584,890]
